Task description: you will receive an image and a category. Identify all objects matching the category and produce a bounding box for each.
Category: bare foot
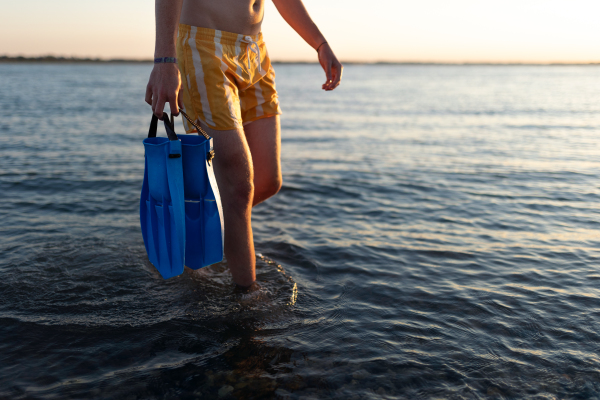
[234,280,260,294]
[233,281,266,306]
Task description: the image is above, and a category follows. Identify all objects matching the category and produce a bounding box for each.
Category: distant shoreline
[1,55,599,66]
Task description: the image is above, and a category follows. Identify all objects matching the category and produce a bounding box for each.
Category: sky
[1,0,599,63]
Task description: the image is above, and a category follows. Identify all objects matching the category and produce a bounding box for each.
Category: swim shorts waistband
[178,24,263,46]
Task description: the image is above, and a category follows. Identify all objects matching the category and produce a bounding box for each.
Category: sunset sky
[1,0,599,63]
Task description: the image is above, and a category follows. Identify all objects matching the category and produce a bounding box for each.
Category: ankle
[234,280,258,292]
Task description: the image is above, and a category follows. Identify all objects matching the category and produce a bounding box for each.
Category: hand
[317,43,343,91]
[145,63,183,119]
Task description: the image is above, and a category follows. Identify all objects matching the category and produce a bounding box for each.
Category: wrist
[316,41,328,52]
[152,62,179,72]
[154,57,177,64]
[153,46,176,59]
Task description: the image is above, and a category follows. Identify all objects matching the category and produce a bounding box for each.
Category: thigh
[194,120,254,195]
[243,115,281,187]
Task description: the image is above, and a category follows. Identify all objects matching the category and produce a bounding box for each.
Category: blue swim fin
[178,111,224,270]
[140,114,186,279]
[179,132,224,270]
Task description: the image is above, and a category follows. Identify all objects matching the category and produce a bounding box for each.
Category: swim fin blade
[179,133,224,270]
[140,114,186,279]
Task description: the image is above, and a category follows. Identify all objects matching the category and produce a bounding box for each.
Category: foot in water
[234,281,267,305]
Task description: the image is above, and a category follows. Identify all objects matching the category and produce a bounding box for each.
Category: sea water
[1,63,600,399]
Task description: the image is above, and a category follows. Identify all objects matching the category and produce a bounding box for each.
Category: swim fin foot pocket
[140,112,224,279]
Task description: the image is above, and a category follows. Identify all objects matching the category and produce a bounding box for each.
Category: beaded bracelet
[154,57,177,64]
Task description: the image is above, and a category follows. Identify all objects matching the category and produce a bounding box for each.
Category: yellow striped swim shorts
[176,24,282,132]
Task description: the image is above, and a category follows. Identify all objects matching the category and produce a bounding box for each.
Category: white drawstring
[242,35,261,72]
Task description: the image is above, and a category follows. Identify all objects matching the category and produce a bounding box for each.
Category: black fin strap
[148,113,178,141]
[163,114,178,141]
[148,114,159,138]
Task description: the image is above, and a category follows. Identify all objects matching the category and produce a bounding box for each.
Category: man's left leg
[243,115,282,206]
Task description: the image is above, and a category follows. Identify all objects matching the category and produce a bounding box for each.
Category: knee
[268,175,283,197]
[214,147,254,209]
[256,174,282,202]
[226,179,254,209]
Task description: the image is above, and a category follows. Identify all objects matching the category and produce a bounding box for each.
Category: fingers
[150,91,180,119]
[323,62,332,90]
[145,84,152,106]
[168,94,179,116]
[330,63,343,90]
[146,64,182,119]
[323,62,342,91]
[153,95,165,120]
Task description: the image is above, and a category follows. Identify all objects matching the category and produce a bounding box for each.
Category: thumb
[177,88,183,112]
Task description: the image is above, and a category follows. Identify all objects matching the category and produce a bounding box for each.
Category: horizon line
[1,55,599,66]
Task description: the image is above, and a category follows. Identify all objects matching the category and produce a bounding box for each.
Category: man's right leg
[201,123,256,287]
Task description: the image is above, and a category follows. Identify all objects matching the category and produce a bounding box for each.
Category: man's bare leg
[200,123,256,287]
[244,115,282,207]
[193,116,281,287]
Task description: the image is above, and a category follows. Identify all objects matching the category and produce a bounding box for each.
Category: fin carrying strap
[176,109,215,163]
[178,109,211,140]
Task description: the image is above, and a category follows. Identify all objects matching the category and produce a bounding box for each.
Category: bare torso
[180,0,265,35]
